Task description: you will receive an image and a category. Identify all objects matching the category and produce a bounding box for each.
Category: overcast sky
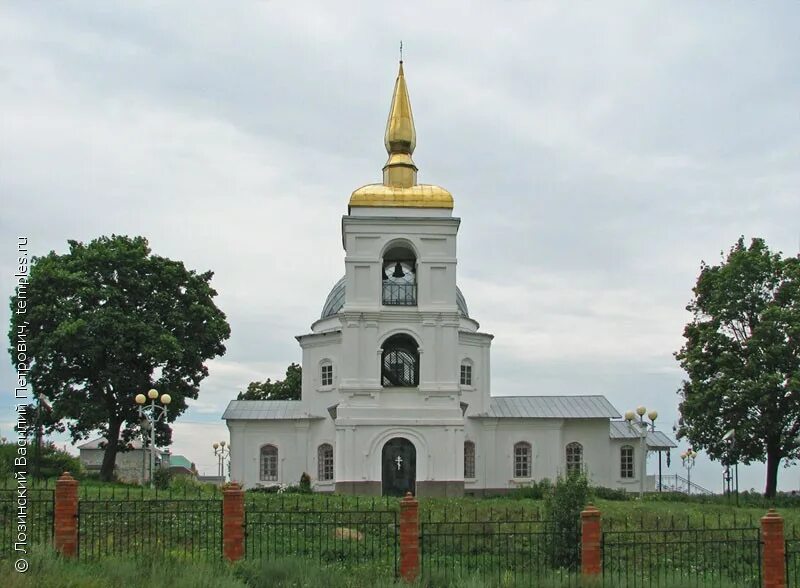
[1,2,799,491]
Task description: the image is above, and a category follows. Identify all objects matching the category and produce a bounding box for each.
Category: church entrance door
[381,438,416,496]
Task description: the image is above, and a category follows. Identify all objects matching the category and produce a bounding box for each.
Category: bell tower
[338,60,462,397]
[330,59,467,495]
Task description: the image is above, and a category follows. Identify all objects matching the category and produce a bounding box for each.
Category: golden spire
[382,60,417,188]
[348,58,453,210]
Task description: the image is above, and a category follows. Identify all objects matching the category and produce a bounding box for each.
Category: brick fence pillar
[399,492,420,582]
[222,483,245,562]
[581,503,602,579]
[54,471,79,557]
[761,509,786,588]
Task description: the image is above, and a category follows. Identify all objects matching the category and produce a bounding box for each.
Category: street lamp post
[624,406,658,499]
[134,389,171,489]
[681,448,698,495]
[722,429,739,506]
[212,441,231,481]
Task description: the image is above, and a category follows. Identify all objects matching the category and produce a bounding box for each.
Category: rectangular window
[514,444,531,478]
[620,446,634,479]
[321,364,333,387]
[460,364,472,386]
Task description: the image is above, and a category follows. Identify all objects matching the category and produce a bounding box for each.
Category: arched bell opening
[381,334,419,387]
[382,244,416,306]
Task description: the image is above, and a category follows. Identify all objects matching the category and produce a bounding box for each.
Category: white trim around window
[319,359,334,390]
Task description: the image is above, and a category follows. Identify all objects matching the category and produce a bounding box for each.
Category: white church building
[223,62,675,496]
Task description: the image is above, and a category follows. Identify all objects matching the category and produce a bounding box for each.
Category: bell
[392,262,404,278]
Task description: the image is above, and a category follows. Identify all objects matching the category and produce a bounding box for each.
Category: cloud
[1,0,798,493]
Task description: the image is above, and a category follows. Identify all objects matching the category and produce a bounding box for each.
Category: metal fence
[77,499,222,560]
[245,501,398,577]
[2,483,790,588]
[603,519,762,588]
[787,525,800,587]
[0,477,224,501]
[419,509,579,587]
[0,488,53,558]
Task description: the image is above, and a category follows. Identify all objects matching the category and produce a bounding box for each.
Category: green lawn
[0,549,764,588]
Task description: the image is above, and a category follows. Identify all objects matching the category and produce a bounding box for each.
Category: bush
[248,485,278,494]
[168,474,210,493]
[544,471,589,569]
[590,486,631,501]
[38,442,83,478]
[247,483,301,495]
[509,478,553,500]
[153,468,173,489]
[0,441,82,479]
[299,472,312,493]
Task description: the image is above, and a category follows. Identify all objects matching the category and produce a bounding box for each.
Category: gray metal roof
[222,400,322,421]
[79,437,144,450]
[320,275,470,318]
[477,395,621,419]
[78,437,165,453]
[609,421,677,449]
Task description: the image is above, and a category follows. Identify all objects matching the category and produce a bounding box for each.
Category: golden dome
[350,183,453,208]
[349,61,453,210]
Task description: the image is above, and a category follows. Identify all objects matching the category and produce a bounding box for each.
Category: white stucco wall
[79,447,164,484]
[609,438,658,492]
[561,419,615,487]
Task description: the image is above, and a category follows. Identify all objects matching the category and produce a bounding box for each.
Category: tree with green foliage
[238,363,302,400]
[7,235,230,481]
[544,471,588,569]
[0,441,82,479]
[676,237,800,497]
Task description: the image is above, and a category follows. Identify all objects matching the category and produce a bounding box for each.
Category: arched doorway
[382,438,416,496]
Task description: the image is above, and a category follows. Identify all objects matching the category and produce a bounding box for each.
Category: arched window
[566,442,583,475]
[460,360,473,386]
[381,334,419,387]
[260,445,278,481]
[320,361,333,387]
[464,441,476,479]
[318,443,334,481]
[514,442,531,478]
[620,445,634,479]
[382,244,417,306]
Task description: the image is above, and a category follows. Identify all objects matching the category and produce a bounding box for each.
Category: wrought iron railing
[245,496,398,577]
[419,509,579,587]
[382,283,416,306]
[0,488,53,557]
[77,499,222,560]
[787,525,800,587]
[0,481,780,588]
[655,473,713,495]
[603,518,761,587]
